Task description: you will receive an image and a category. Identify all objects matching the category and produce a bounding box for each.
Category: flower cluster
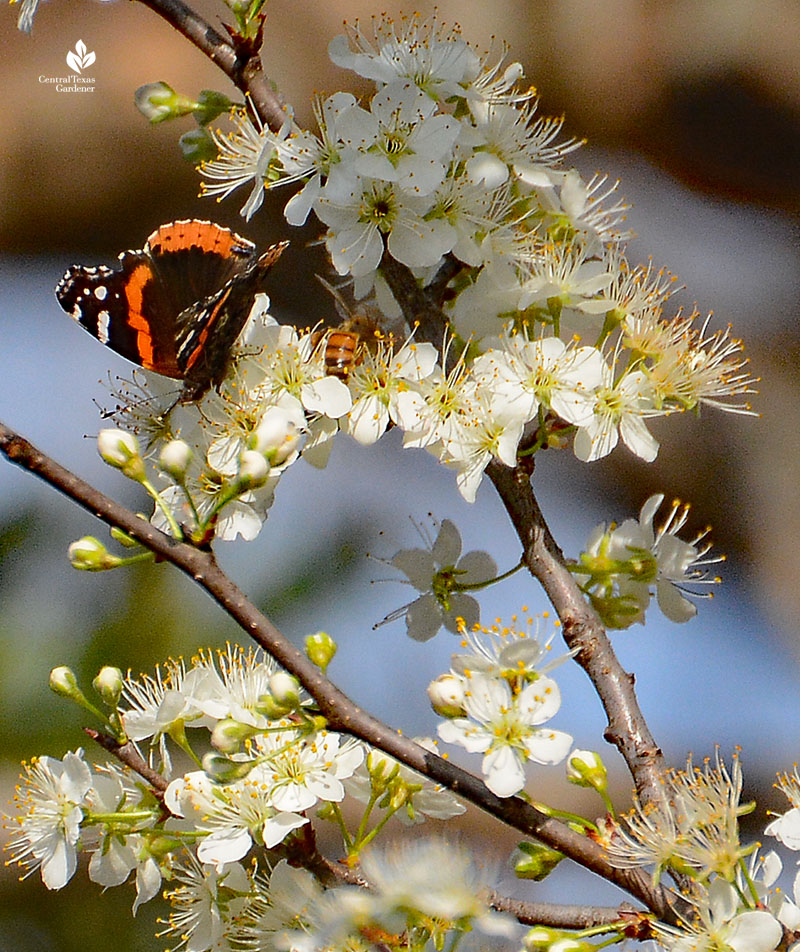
[4,645,471,940]
[573,493,723,628]
[101,13,758,541]
[431,614,573,797]
[162,841,515,952]
[605,752,752,885]
[765,768,800,935]
[4,750,161,898]
[189,13,756,501]
[595,753,791,952]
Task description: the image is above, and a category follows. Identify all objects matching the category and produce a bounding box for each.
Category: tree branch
[135,0,287,132]
[84,727,168,794]
[486,890,650,934]
[380,251,450,352]
[486,459,667,810]
[0,419,674,923]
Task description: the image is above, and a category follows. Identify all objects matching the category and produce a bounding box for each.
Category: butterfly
[55,219,288,401]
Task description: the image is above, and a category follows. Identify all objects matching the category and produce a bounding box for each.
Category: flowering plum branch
[6,2,796,952]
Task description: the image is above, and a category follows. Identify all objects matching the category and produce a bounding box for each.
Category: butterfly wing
[56,253,183,378]
[176,240,289,398]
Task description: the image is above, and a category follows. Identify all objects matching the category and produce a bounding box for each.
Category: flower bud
[367,748,399,783]
[68,536,119,571]
[202,751,254,783]
[134,81,199,123]
[305,631,337,671]
[97,429,146,482]
[251,407,302,465]
[268,672,300,709]
[159,439,193,480]
[427,674,466,717]
[93,666,123,706]
[237,450,269,489]
[49,666,81,699]
[515,841,564,880]
[255,693,297,720]
[210,718,258,753]
[566,749,608,794]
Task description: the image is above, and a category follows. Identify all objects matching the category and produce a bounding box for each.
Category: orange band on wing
[124,263,157,368]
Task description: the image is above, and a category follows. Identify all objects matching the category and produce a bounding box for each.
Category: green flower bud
[427,674,466,717]
[566,749,608,794]
[97,429,145,482]
[366,749,399,787]
[515,841,564,881]
[134,81,199,123]
[305,631,337,672]
[210,718,258,753]
[268,671,300,710]
[68,536,119,571]
[255,692,297,720]
[202,752,255,783]
[238,450,269,489]
[251,408,302,464]
[49,666,82,699]
[93,666,123,706]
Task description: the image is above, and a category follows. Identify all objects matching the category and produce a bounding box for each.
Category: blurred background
[1,0,800,948]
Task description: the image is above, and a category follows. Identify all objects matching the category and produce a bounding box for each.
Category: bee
[312,278,401,379]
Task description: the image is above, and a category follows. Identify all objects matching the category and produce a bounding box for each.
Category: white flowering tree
[3,2,798,952]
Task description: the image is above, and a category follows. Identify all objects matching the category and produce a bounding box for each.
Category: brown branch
[425,253,463,306]
[84,727,168,793]
[0,419,674,923]
[486,459,667,810]
[135,0,287,132]
[380,251,450,352]
[486,889,648,932]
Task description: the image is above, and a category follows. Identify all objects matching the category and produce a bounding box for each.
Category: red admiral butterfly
[55,220,288,401]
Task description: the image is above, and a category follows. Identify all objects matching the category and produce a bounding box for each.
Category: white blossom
[437,673,572,797]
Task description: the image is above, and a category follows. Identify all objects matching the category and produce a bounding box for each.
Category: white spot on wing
[97,310,111,343]
[94,286,108,301]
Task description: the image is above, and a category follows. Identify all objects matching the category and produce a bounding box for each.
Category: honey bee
[312,278,402,379]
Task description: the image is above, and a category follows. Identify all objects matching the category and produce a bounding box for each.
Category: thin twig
[486,890,649,933]
[84,727,168,794]
[0,420,673,923]
[135,0,287,131]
